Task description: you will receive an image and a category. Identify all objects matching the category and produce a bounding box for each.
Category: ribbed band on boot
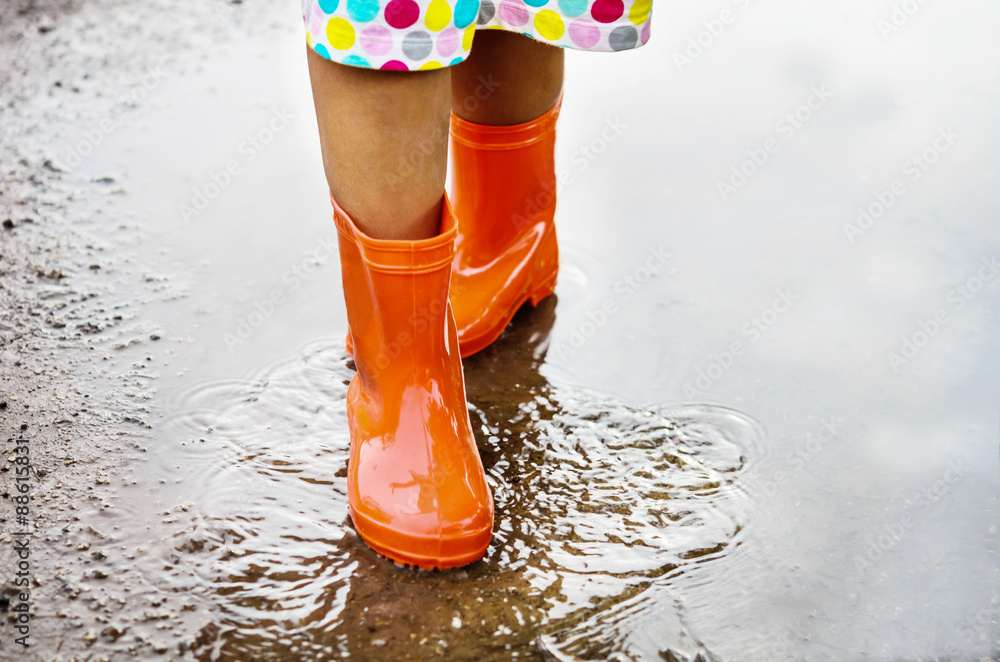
[450,95,563,151]
[330,193,457,275]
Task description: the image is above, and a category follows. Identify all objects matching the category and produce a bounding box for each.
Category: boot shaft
[449,98,561,257]
[333,196,461,389]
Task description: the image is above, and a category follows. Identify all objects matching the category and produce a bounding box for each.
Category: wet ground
[1,0,999,660]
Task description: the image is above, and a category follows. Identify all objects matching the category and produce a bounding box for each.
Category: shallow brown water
[104,300,760,660]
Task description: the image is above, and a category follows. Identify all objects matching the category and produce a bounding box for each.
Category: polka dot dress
[303,0,652,71]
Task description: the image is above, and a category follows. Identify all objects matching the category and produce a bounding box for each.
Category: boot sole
[455,269,557,358]
[350,506,493,570]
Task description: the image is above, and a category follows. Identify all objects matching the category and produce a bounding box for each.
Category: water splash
[108,302,762,661]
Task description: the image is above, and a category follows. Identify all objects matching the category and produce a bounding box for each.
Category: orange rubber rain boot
[333,193,493,569]
[448,96,562,357]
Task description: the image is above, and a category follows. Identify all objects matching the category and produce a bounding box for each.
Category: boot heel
[528,222,559,306]
[529,272,557,306]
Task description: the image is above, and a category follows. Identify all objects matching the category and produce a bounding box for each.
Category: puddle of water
[32,0,999,658]
[100,300,761,660]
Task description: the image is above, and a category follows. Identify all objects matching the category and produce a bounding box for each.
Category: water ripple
[116,311,761,661]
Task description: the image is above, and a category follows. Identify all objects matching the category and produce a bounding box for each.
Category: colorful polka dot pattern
[303,0,651,70]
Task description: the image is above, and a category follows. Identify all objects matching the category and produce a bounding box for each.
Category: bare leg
[451,31,565,126]
[307,48,451,240]
[306,32,563,239]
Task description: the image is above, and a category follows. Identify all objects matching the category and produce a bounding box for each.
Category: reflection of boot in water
[462,293,561,475]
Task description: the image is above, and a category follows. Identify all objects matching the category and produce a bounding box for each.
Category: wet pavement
[1,0,999,660]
